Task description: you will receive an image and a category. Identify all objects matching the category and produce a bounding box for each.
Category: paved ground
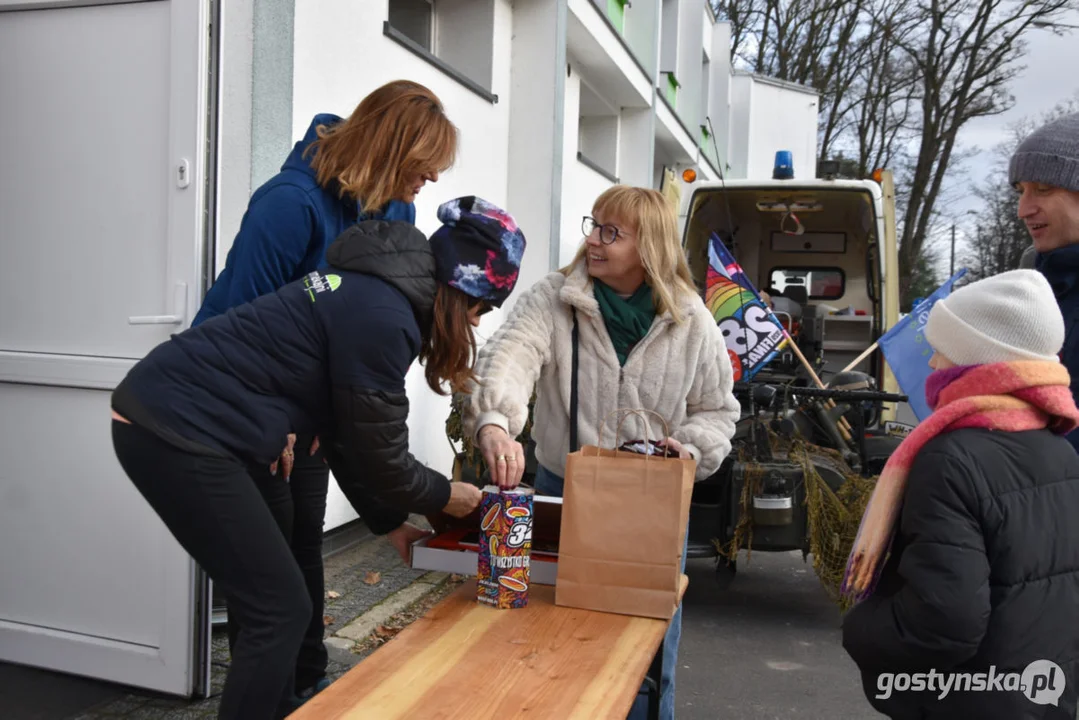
[3,538,885,719]
[0,521,456,720]
[677,550,881,719]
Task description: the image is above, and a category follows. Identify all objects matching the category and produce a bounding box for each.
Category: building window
[578,81,619,182]
[769,267,846,301]
[388,0,434,52]
[384,0,497,102]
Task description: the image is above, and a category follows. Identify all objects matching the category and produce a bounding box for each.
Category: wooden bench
[290,576,689,719]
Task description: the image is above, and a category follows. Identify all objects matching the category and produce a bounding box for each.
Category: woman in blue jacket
[192,79,458,699]
[111,197,526,720]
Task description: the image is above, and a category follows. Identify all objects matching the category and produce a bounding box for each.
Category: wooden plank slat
[290,579,686,720]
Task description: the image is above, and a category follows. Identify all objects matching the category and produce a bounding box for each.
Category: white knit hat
[924,269,1064,366]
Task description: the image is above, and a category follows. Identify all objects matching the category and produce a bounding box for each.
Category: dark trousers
[112,420,310,720]
[232,435,330,692]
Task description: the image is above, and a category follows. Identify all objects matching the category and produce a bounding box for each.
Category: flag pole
[708,231,857,440]
[776,328,855,441]
[838,341,880,375]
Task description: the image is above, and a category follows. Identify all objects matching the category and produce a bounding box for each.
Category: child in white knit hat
[841,269,1079,720]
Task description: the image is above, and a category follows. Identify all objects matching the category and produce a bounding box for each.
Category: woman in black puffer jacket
[841,269,1079,720]
[110,197,526,720]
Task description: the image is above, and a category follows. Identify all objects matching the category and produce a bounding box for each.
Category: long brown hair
[421,286,479,395]
[306,80,458,213]
[562,185,698,323]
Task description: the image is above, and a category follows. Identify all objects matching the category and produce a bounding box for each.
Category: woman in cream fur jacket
[462,184,740,720]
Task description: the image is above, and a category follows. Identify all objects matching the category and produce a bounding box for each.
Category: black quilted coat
[112,220,447,533]
[842,428,1079,719]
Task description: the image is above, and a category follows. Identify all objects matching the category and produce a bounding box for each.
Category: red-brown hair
[421,286,479,395]
[306,80,458,213]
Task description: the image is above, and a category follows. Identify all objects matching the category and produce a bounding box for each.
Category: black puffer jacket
[112,220,446,533]
[842,428,1079,719]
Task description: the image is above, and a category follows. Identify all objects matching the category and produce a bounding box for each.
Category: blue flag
[878,269,968,421]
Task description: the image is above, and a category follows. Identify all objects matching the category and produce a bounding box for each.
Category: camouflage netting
[713,426,878,612]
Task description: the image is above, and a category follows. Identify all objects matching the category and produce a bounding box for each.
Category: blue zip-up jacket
[1037,244,1079,452]
[193,113,416,326]
[113,221,445,534]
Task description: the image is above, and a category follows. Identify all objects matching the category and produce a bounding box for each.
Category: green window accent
[662,71,679,106]
[607,0,628,33]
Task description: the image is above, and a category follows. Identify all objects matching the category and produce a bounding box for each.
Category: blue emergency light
[773,150,794,180]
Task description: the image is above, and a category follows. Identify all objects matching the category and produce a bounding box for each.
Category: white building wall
[507,0,566,290]
[707,22,732,174]
[660,0,679,75]
[675,0,703,125]
[216,0,254,273]
[625,0,660,78]
[702,7,713,62]
[579,114,620,172]
[436,0,496,88]
[619,106,655,187]
[727,74,752,178]
[212,0,817,533]
[565,162,614,264]
[561,66,584,268]
[561,64,615,267]
[291,0,516,529]
[729,72,819,180]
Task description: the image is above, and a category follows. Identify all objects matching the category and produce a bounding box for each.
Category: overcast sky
[938,9,1079,257]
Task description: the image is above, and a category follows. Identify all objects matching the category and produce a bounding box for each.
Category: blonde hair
[306,80,458,213]
[562,185,698,323]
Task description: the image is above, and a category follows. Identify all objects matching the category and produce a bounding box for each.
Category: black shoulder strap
[570,308,580,453]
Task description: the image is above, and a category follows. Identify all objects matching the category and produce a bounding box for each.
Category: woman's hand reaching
[659,436,693,460]
[476,425,525,489]
[386,522,434,564]
[443,482,483,517]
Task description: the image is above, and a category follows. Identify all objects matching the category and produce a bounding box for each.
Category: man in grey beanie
[1010,111,1079,450]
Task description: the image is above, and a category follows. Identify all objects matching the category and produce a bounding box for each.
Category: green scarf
[593,280,656,366]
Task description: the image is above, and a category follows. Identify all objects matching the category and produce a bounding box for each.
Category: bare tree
[715,0,874,164]
[905,241,947,309]
[893,0,1077,301]
[714,0,1078,306]
[847,1,923,177]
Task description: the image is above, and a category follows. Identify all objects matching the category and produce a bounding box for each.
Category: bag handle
[570,309,580,453]
[595,408,672,456]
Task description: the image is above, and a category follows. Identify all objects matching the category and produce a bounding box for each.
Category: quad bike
[686,373,908,591]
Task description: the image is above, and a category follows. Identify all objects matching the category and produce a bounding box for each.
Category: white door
[0,0,216,696]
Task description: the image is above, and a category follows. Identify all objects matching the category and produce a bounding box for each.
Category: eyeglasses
[582,216,626,245]
[472,301,493,317]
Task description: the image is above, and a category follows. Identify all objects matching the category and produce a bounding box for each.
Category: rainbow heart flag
[705,233,787,380]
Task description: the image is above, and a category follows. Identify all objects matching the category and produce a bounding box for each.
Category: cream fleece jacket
[461,260,741,481]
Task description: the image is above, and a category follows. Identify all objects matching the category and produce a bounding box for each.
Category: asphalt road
[676,550,883,720]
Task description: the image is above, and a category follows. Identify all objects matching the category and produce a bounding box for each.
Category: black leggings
[234,436,329,692]
[112,420,310,720]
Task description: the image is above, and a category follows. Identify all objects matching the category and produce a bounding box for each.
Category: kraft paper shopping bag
[554,410,695,619]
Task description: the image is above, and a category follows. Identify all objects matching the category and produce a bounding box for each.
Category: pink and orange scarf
[840,360,1079,602]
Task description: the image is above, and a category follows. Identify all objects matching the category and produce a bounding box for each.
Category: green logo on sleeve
[304,272,342,302]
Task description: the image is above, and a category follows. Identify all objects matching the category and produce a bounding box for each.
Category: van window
[769,268,845,301]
